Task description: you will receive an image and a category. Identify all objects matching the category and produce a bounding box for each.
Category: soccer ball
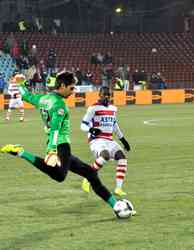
[44,153,61,167]
[113,199,134,219]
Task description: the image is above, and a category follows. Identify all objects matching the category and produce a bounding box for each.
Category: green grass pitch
[0,104,194,250]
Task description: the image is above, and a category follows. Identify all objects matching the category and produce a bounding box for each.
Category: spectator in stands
[132,69,147,90]
[18,19,27,32]
[157,72,167,89]
[38,59,47,81]
[101,66,108,88]
[149,72,166,89]
[116,64,130,91]
[151,72,167,89]
[90,53,98,66]
[100,65,113,90]
[105,63,114,88]
[30,71,46,93]
[47,48,56,75]
[16,55,29,73]
[10,41,20,64]
[52,19,62,33]
[20,39,29,57]
[103,52,113,65]
[114,77,124,90]
[149,72,158,89]
[0,73,6,93]
[132,69,142,90]
[46,72,57,90]
[139,70,148,90]
[96,53,104,65]
[29,44,38,66]
[71,67,75,73]
[83,70,93,85]
[75,67,83,85]
[3,32,16,54]
[30,72,38,93]
[33,17,43,32]
[25,65,37,82]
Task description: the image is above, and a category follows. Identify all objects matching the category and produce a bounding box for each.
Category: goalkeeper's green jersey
[19,86,70,152]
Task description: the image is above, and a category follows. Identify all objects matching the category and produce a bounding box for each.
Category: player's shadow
[87,217,116,223]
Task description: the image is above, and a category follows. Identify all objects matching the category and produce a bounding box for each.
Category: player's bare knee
[114,150,126,160]
[100,150,110,161]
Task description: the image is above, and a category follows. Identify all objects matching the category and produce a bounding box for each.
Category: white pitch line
[143,117,192,126]
[143,119,158,125]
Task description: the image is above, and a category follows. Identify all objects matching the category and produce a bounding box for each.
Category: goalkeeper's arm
[19,85,42,107]
[14,74,41,106]
[47,107,69,152]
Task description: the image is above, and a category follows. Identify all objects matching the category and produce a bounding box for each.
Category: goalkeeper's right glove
[89,127,102,137]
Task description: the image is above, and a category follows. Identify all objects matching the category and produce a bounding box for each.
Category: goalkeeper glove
[14,74,27,86]
[44,150,59,167]
[120,137,131,151]
[89,127,102,137]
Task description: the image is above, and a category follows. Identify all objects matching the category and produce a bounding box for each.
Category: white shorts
[89,138,123,159]
[8,98,24,109]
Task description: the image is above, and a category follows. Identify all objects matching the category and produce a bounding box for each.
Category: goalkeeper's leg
[82,149,109,193]
[0,143,71,182]
[70,155,117,208]
[22,143,71,182]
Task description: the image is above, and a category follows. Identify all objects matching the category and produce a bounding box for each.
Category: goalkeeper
[0,72,125,216]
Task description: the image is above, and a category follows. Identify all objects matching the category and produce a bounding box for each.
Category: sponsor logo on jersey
[58,108,64,115]
[95,110,115,116]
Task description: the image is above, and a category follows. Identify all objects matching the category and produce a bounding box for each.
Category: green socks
[107,195,117,208]
[19,150,36,164]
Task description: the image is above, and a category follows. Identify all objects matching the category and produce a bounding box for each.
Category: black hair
[99,86,111,106]
[99,86,111,96]
[55,72,76,89]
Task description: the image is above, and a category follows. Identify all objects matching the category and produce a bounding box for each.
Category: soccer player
[1,72,132,217]
[81,86,130,196]
[5,75,24,122]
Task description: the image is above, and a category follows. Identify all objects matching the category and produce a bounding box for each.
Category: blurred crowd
[0,33,167,94]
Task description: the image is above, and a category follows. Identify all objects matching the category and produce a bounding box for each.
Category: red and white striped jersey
[8,80,21,99]
[81,102,123,141]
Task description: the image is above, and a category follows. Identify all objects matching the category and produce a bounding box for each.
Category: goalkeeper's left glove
[120,137,131,151]
[44,150,58,167]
